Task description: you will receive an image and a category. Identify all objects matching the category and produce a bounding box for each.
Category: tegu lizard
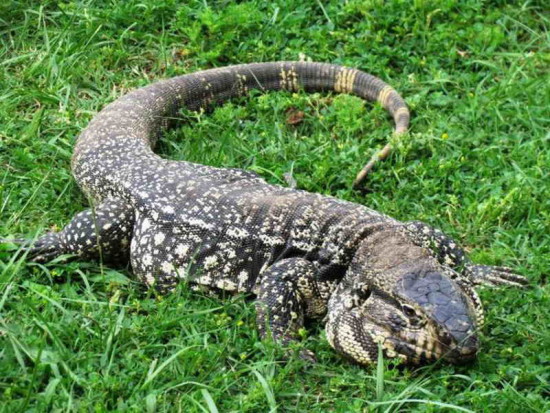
[4,62,527,365]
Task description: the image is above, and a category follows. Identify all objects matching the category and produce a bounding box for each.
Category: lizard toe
[467,264,528,288]
[297,348,318,364]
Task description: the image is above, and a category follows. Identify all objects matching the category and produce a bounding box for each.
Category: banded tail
[73,62,409,187]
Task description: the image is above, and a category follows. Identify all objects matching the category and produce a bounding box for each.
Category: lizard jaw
[326,284,481,366]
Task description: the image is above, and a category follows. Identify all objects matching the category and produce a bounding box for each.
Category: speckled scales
[14,61,528,367]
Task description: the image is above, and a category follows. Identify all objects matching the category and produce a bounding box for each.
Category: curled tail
[73,61,409,188]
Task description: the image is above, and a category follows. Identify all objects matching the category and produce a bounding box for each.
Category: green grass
[0,0,548,411]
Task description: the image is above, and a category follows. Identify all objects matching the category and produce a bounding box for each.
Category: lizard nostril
[440,331,453,346]
[460,335,479,351]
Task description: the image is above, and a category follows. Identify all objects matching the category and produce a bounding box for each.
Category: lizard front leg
[404,221,527,288]
[255,257,329,362]
[5,198,134,264]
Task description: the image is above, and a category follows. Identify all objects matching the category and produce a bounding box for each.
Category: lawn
[0,0,548,411]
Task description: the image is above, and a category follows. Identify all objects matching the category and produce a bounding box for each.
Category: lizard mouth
[327,267,482,366]
[384,329,479,364]
[360,314,479,365]
[355,286,480,365]
[386,337,443,362]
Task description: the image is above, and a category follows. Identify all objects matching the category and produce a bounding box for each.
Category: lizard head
[325,235,483,366]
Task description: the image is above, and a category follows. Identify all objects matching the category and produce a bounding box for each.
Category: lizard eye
[402,304,424,326]
[357,287,371,301]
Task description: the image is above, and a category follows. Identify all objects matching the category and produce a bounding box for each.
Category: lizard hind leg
[5,198,135,264]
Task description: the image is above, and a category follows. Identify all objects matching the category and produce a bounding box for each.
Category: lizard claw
[279,346,317,364]
[466,264,528,288]
[0,237,29,246]
[0,237,31,255]
[0,234,65,263]
[297,348,318,364]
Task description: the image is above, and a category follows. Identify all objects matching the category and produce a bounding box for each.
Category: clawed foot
[279,346,317,364]
[466,264,528,288]
[0,233,65,263]
[297,348,318,364]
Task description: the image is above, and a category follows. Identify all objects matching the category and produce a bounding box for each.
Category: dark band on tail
[74,62,409,187]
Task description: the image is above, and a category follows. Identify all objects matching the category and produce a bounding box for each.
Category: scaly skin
[4,62,527,366]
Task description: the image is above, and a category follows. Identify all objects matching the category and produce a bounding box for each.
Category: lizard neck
[307,204,401,281]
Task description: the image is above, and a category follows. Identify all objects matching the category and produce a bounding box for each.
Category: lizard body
[7,62,527,366]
